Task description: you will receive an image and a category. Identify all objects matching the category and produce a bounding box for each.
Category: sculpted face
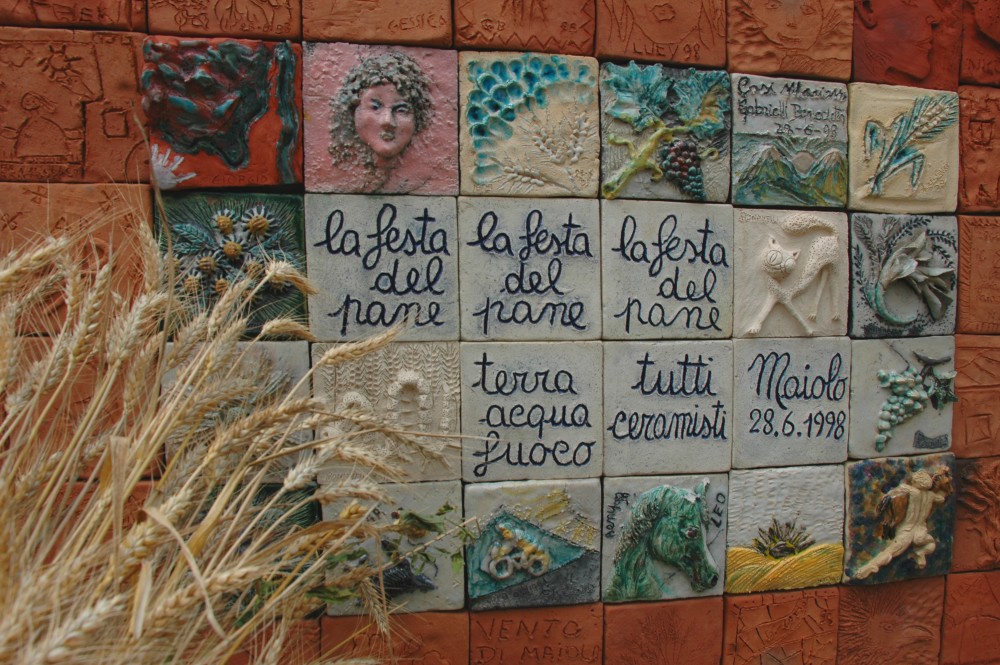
[354,82,415,163]
[637,0,701,40]
[862,0,941,80]
[754,0,825,48]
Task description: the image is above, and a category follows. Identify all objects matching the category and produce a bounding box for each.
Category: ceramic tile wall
[2,2,999,663]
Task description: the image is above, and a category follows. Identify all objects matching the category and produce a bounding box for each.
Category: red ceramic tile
[853,0,962,90]
[594,0,726,66]
[959,86,1000,212]
[724,588,839,665]
[470,604,602,665]
[605,597,723,665]
[142,36,303,189]
[838,577,945,665]
[942,571,1000,663]
[0,27,147,183]
[728,0,853,80]
[953,335,1000,458]
[954,457,1000,571]
[322,612,469,664]
[229,620,320,665]
[455,0,595,55]
[958,217,1000,334]
[961,0,1000,85]
[302,0,451,46]
[0,0,145,30]
[0,183,151,335]
[147,0,300,40]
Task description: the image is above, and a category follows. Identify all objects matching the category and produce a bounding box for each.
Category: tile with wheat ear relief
[602,474,728,602]
[723,588,840,665]
[303,43,458,195]
[942,571,1000,664]
[959,86,1000,212]
[147,0,300,39]
[600,63,731,202]
[157,193,306,337]
[311,342,460,483]
[324,480,464,615]
[604,341,732,475]
[301,0,451,45]
[730,74,848,208]
[849,336,956,459]
[733,337,850,469]
[594,0,726,66]
[458,197,600,341]
[454,0,595,55]
[725,466,845,593]
[849,213,958,338]
[459,52,600,197]
[848,83,959,213]
[0,28,147,183]
[142,36,303,189]
[305,195,458,342]
[734,208,849,339]
[465,478,601,610]
[602,200,733,339]
[953,335,1000,458]
[952,457,1000,572]
[961,0,1000,85]
[604,597,724,665]
[844,453,955,584]
[461,342,603,482]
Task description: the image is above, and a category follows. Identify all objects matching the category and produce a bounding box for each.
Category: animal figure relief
[605,480,719,601]
[744,213,840,336]
[853,467,952,580]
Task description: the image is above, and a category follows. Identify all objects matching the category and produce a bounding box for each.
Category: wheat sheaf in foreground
[0,191,439,665]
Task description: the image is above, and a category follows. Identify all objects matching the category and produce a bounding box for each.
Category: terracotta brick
[147,0,301,40]
[953,335,1000,458]
[724,588,839,665]
[958,217,1000,334]
[728,0,853,80]
[960,86,1000,212]
[0,27,147,183]
[455,0,595,55]
[595,0,726,66]
[837,577,945,665]
[942,571,1000,663]
[302,0,451,46]
[954,457,1000,571]
[0,0,146,30]
[470,604,602,665]
[322,612,469,664]
[0,183,151,335]
[605,597,724,665]
[228,620,321,665]
[961,0,1000,85]
[142,36,303,189]
[854,0,962,90]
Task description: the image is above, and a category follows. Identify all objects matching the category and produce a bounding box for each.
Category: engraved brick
[302,0,451,46]
[455,0,595,55]
[953,335,1000,458]
[148,0,300,39]
[723,588,840,664]
[959,85,1000,212]
[595,0,726,66]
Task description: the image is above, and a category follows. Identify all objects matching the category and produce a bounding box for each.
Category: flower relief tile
[324,481,464,615]
[734,209,848,338]
[460,342,603,482]
[850,213,958,338]
[727,0,853,80]
[157,192,307,335]
[730,74,848,207]
[599,62,731,202]
[459,52,600,197]
[594,0,727,67]
[725,466,845,594]
[602,474,728,603]
[848,83,960,213]
[303,43,458,195]
[142,36,303,189]
[844,453,956,585]
[305,195,458,342]
[602,200,734,340]
[311,342,460,484]
[458,197,601,341]
[849,336,957,459]
[464,479,601,610]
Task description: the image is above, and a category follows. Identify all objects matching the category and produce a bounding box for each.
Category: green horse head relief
[606,480,719,601]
